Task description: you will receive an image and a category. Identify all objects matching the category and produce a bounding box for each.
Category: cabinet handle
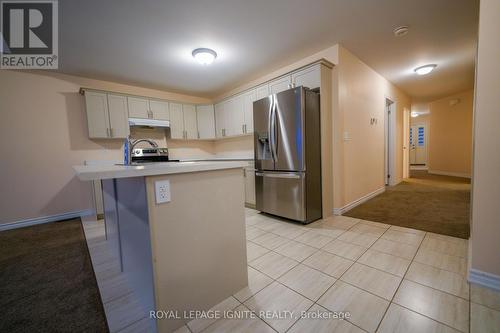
[197,131,200,139]
[106,128,110,137]
[242,124,245,134]
[109,128,114,137]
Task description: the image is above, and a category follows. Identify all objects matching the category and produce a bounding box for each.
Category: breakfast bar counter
[74,161,248,332]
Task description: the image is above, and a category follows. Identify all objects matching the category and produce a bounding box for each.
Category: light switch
[155,180,171,204]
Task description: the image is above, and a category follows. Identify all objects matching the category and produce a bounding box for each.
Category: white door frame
[384,98,397,186]
[403,108,410,178]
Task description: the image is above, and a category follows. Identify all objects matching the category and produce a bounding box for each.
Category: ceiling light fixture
[414,64,437,75]
[393,26,409,37]
[411,111,419,118]
[192,48,217,65]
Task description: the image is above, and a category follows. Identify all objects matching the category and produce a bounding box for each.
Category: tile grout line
[245,217,368,332]
[373,227,427,332]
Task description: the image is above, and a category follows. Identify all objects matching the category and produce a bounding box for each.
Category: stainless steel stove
[131,147,179,163]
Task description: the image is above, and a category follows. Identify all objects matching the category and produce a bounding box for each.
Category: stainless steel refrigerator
[253,86,322,223]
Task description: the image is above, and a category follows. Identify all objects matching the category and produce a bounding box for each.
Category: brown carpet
[0,218,109,332]
[344,171,471,239]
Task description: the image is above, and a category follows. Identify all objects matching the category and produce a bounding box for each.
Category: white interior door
[410,125,427,165]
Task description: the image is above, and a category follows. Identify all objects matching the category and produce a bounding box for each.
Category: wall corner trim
[469,269,500,292]
[0,209,95,232]
[332,187,386,216]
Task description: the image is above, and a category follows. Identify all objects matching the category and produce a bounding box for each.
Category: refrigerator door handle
[255,172,301,179]
[270,95,278,162]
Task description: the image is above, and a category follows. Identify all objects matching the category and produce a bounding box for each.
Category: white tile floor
[82,209,500,333]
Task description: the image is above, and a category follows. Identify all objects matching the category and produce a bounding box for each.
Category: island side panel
[114,177,157,332]
[101,179,121,268]
[146,168,247,332]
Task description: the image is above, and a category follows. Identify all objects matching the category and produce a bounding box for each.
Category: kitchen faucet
[125,138,159,165]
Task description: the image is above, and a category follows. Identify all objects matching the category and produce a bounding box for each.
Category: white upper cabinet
[127,97,149,119]
[229,95,245,135]
[255,84,270,100]
[149,100,169,120]
[214,102,225,138]
[169,102,184,139]
[182,104,198,139]
[292,65,321,90]
[196,105,215,139]
[85,92,129,139]
[269,76,292,94]
[85,92,110,139]
[242,89,256,133]
[107,94,130,138]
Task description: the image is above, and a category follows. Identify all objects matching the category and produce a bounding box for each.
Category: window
[418,127,425,146]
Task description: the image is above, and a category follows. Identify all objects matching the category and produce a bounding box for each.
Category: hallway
[344,171,470,239]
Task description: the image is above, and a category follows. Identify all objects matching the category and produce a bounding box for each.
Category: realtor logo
[0,0,58,69]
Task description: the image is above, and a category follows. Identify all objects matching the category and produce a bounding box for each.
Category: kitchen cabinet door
[127,97,150,119]
[244,167,256,206]
[85,91,110,138]
[222,99,235,137]
[169,102,184,139]
[269,76,292,94]
[229,95,245,135]
[255,84,269,100]
[242,89,256,133]
[292,65,321,90]
[149,100,169,120]
[196,105,215,139]
[183,104,198,139]
[214,102,225,138]
[107,94,130,138]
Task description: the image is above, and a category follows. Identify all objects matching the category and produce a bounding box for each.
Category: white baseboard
[428,170,471,179]
[333,187,385,216]
[469,269,500,292]
[410,165,428,170]
[0,209,95,232]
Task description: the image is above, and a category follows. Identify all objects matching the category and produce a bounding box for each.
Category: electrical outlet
[155,180,171,204]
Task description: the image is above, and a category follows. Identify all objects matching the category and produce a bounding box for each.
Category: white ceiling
[60,0,479,100]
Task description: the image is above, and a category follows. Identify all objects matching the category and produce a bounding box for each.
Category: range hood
[128,118,170,128]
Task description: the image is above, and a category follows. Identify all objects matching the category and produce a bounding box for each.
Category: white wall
[469,0,500,279]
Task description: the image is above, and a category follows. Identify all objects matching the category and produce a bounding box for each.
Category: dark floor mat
[344,171,471,239]
[0,218,109,332]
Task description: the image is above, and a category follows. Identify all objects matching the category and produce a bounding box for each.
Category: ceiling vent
[394,26,409,37]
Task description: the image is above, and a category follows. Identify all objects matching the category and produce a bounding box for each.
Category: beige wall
[0,70,211,225]
[410,90,474,177]
[333,46,411,208]
[428,90,473,176]
[470,0,500,277]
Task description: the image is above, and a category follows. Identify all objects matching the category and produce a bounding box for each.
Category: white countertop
[74,161,248,181]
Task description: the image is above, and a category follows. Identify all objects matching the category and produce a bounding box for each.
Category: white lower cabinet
[244,166,256,206]
[196,105,215,139]
[169,102,184,139]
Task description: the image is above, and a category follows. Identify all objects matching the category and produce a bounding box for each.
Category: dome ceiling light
[192,48,217,65]
[414,64,437,75]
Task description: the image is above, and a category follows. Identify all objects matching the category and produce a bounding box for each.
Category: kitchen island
[74,161,248,332]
